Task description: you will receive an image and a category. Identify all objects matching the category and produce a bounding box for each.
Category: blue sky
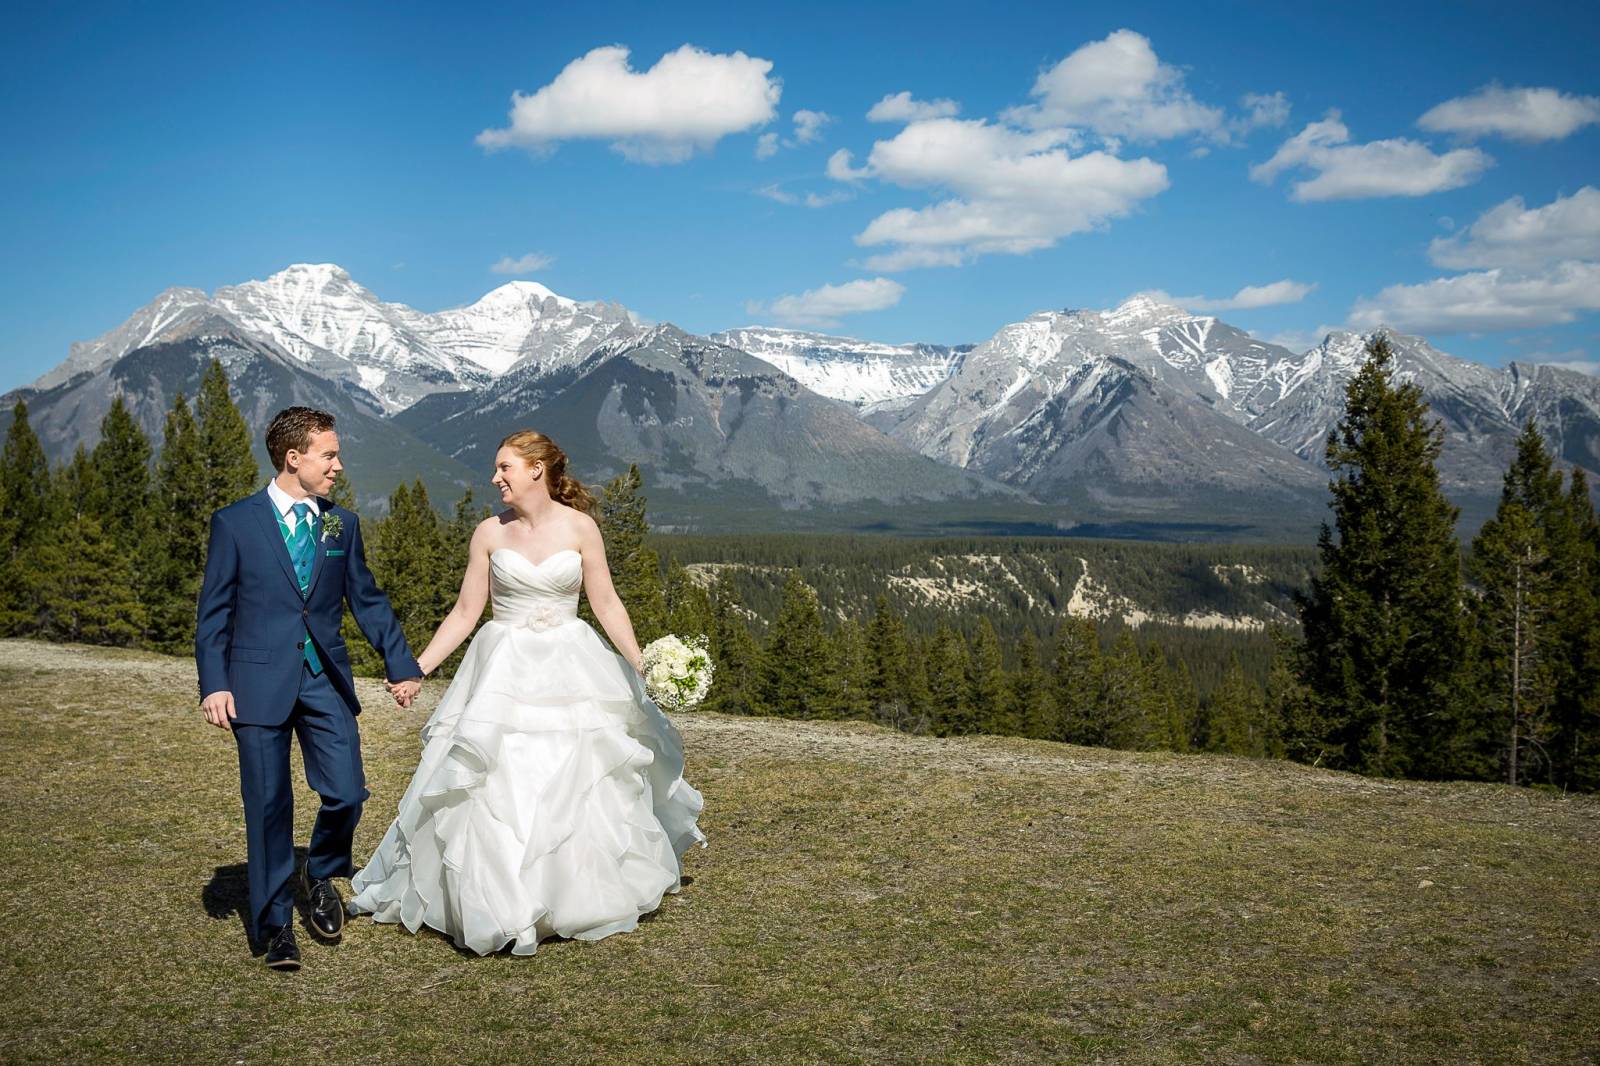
[3,0,1598,392]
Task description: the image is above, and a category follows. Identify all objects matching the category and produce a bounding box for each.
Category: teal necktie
[281,502,323,675]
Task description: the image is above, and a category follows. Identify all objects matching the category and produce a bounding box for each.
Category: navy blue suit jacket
[194,487,421,727]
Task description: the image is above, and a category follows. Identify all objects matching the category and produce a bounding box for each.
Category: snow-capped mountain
[707,326,969,408]
[875,298,1330,520]
[36,264,642,414]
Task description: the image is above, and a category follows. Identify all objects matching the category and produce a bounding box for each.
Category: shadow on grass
[203,846,318,956]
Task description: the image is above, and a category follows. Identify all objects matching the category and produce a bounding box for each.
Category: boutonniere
[320,513,344,542]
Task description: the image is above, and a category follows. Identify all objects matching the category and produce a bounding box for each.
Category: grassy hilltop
[1,640,1596,1064]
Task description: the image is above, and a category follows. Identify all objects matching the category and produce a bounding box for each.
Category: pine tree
[1292,334,1470,779]
[34,449,143,645]
[1469,425,1566,786]
[1206,653,1271,757]
[1167,658,1201,753]
[590,465,666,645]
[828,618,873,721]
[1054,617,1103,745]
[968,617,1012,734]
[1555,468,1600,790]
[704,574,763,715]
[664,557,714,641]
[1009,629,1057,740]
[0,401,51,634]
[757,571,831,718]
[864,594,920,732]
[1266,627,1318,763]
[925,623,974,737]
[359,480,449,676]
[146,392,209,652]
[90,395,158,638]
[1144,645,1195,753]
[1098,630,1156,749]
[328,470,358,510]
[195,359,260,513]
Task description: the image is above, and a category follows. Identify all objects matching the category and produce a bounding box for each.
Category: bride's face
[492,448,546,506]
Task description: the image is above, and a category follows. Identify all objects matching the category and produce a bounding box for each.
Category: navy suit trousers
[233,660,369,939]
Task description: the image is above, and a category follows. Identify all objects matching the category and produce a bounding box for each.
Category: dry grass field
[1,639,1596,1064]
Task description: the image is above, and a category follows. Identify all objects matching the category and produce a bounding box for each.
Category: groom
[195,406,423,971]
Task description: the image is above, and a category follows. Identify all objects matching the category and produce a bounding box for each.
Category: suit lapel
[305,500,331,598]
[252,489,303,596]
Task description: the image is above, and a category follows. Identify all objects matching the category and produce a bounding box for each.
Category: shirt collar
[266,480,322,519]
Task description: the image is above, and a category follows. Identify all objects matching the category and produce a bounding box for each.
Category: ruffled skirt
[348,618,708,955]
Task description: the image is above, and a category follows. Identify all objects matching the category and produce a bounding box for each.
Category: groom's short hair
[266,407,338,471]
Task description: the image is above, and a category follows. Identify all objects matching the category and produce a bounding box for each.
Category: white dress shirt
[266,479,321,535]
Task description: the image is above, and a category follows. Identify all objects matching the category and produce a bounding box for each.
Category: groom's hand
[200,690,237,730]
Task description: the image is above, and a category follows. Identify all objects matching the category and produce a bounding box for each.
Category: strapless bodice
[489,548,582,631]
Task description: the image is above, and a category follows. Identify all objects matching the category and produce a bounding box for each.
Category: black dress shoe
[264,924,301,971]
[303,869,345,940]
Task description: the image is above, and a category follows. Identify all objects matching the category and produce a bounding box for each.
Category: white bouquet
[639,633,713,711]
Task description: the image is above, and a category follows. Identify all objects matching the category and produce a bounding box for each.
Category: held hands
[386,677,423,708]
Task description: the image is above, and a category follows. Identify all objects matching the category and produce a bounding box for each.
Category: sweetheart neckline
[491,547,581,571]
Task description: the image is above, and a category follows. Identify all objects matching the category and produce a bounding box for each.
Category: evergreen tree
[757,571,831,718]
[357,480,449,676]
[147,393,209,651]
[1098,630,1157,750]
[34,449,143,645]
[589,465,666,645]
[1556,468,1600,790]
[704,574,763,716]
[328,470,358,510]
[968,617,1012,734]
[864,594,920,732]
[1469,424,1566,786]
[1167,658,1201,753]
[1293,334,1470,779]
[828,618,873,721]
[195,359,260,513]
[1009,629,1058,741]
[90,395,158,638]
[1265,628,1319,764]
[664,557,714,641]
[925,623,974,737]
[1144,645,1195,753]
[0,401,51,633]
[1054,617,1103,745]
[1205,653,1273,757]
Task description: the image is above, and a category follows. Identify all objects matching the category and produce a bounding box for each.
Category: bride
[347,430,707,955]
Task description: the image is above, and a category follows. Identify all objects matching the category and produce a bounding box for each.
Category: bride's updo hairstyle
[499,430,597,515]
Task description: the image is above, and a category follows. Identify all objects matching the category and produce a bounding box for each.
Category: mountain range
[7,263,1598,540]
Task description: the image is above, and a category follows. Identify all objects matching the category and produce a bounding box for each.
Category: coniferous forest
[4,343,1597,792]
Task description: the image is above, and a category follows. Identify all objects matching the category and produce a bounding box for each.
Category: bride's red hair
[498,430,597,515]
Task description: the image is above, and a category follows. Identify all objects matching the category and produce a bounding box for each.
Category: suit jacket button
[302,608,309,617]
[297,640,306,650]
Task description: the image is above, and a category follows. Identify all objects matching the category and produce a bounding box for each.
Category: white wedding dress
[348,547,707,955]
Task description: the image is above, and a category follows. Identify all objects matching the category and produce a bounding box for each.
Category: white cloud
[1419,84,1600,143]
[755,132,780,159]
[749,277,906,327]
[792,109,832,144]
[1525,350,1597,375]
[845,118,1167,269]
[1251,111,1491,201]
[476,44,780,164]
[1164,279,1316,312]
[756,184,852,208]
[1003,29,1224,141]
[1348,260,1600,333]
[1237,91,1291,132]
[490,252,555,275]
[1429,186,1600,269]
[867,91,961,123]
[827,148,872,181]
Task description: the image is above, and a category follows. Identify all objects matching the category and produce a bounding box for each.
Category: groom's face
[289,429,342,496]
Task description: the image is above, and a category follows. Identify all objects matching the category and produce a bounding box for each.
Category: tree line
[2,344,1596,792]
